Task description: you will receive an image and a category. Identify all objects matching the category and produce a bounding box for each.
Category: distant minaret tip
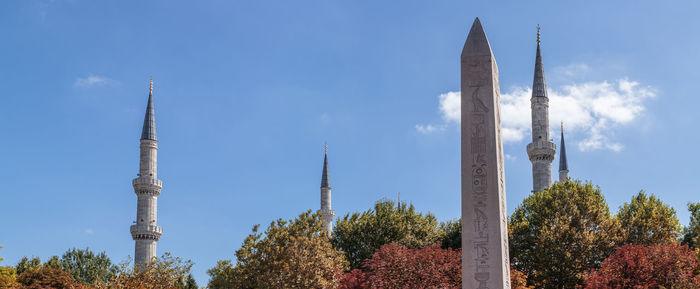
[537,25,541,44]
[149,77,153,94]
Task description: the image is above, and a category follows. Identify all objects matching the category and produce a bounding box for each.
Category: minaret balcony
[133,177,162,187]
[319,208,335,216]
[130,224,162,241]
[527,141,556,161]
[132,178,163,194]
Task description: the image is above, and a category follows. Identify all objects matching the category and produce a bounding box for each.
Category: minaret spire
[532,28,548,100]
[559,121,569,182]
[141,78,157,141]
[319,143,334,236]
[526,26,556,192]
[131,78,163,265]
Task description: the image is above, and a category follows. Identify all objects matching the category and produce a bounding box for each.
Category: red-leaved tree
[338,269,366,289]
[362,243,461,289]
[339,243,532,289]
[585,243,700,289]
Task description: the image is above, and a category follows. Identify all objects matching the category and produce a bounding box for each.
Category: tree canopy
[584,243,700,288]
[57,248,117,285]
[16,267,88,289]
[438,218,461,250]
[331,199,441,269]
[96,253,193,289]
[176,274,197,289]
[682,202,700,249]
[361,243,461,288]
[509,180,621,289]
[208,210,347,289]
[15,257,42,276]
[0,266,17,289]
[616,191,682,245]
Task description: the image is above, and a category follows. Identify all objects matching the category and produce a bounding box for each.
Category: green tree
[509,180,622,289]
[616,191,682,245]
[176,274,197,289]
[331,199,442,269]
[682,202,700,249]
[97,253,193,289]
[206,261,236,289]
[44,256,62,269]
[439,218,461,249]
[58,247,117,285]
[15,257,41,276]
[208,210,347,289]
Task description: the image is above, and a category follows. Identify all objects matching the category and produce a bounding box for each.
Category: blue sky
[1,0,699,284]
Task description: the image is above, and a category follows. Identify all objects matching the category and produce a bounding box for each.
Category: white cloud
[84,228,94,234]
[74,75,115,87]
[417,77,655,152]
[439,91,461,124]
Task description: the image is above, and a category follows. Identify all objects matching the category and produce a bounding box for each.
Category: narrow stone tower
[526,27,556,193]
[558,122,569,182]
[461,18,511,289]
[319,143,334,236]
[130,79,163,265]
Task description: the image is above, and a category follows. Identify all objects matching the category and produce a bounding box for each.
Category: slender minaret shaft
[461,18,511,289]
[526,27,556,193]
[131,79,163,265]
[319,143,334,236]
[558,122,569,182]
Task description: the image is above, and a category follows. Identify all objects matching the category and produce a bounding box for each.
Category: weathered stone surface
[461,18,511,289]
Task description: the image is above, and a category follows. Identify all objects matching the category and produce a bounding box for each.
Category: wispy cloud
[417,70,656,152]
[84,228,94,235]
[74,75,116,87]
[551,63,591,81]
[415,124,444,134]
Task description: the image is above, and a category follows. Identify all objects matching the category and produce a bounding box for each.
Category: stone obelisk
[461,18,511,289]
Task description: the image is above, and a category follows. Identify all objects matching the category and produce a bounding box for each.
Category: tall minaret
[526,26,556,193]
[130,79,163,265]
[558,122,569,182]
[319,143,334,236]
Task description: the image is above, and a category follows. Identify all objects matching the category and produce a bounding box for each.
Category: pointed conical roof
[559,123,568,172]
[532,29,548,98]
[321,144,330,188]
[462,18,494,57]
[141,79,157,141]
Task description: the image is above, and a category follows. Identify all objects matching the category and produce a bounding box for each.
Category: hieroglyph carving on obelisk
[461,18,511,289]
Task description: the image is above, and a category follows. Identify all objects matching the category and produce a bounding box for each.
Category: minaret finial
[536,25,541,44]
[561,120,564,132]
[149,77,153,94]
[324,142,328,154]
